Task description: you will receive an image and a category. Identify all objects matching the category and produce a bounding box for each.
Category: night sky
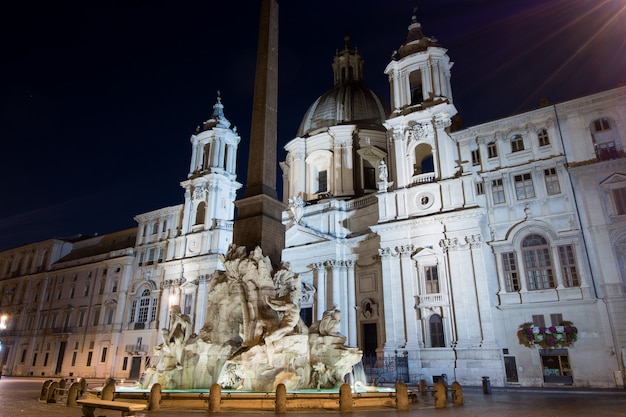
[0,0,624,252]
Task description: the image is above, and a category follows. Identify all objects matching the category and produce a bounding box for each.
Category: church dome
[297,37,387,137]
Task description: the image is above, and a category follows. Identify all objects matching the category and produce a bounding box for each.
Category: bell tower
[180,94,242,256]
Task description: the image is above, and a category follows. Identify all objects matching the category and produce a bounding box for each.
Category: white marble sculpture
[141,244,362,391]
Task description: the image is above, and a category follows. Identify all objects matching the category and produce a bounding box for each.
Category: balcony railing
[595,143,624,161]
[125,344,149,354]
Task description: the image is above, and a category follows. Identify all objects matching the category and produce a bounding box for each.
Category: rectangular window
[43,352,49,366]
[364,167,376,189]
[424,265,439,294]
[544,168,561,195]
[514,173,535,200]
[184,293,193,315]
[130,300,137,323]
[71,351,77,366]
[594,118,610,132]
[537,129,550,146]
[32,353,38,366]
[471,149,481,166]
[318,170,328,193]
[92,309,100,326]
[524,247,555,290]
[550,313,563,326]
[69,287,75,299]
[89,341,94,349]
[86,351,93,367]
[532,314,546,328]
[122,357,129,371]
[106,308,114,325]
[558,245,579,287]
[74,341,79,350]
[476,182,484,195]
[492,179,506,204]
[487,142,498,158]
[100,347,108,363]
[83,285,89,297]
[612,188,626,215]
[501,252,520,291]
[78,311,85,327]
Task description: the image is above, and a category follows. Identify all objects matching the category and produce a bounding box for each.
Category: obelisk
[233,0,285,266]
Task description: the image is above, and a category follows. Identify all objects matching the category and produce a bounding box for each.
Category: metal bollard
[482,376,492,395]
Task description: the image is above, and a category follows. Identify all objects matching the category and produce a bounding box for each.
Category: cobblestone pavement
[1,376,625,417]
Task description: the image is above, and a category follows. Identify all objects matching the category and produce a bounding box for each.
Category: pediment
[285,224,331,248]
[411,246,437,261]
[600,173,626,186]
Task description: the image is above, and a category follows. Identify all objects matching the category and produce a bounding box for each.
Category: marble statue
[141,244,362,391]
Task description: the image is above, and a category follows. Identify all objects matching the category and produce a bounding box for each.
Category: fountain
[140,244,363,392]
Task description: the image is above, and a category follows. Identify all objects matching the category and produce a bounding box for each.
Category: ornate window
[613,187,626,215]
[487,142,498,158]
[130,288,158,330]
[558,245,579,287]
[544,168,561,195]
[424,265,439,294]
[514,173,535,200]
[195,202,206,225]
[537,129,550,146]
[511,134,525,152]
[492,179,506,204]
[318,170,328,193]
[522,234,555,290]
[502,252,520,291]
[471,149,481,166]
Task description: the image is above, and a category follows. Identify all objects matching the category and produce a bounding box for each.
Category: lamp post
[0,314,7,378]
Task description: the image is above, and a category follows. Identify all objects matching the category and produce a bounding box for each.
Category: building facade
[1,12,625,388]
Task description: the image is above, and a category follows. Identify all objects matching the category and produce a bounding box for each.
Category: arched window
[429,314,445,347]
[414,143,434,175]
[130,288,158,330]
[522,234,555,290]
[195,202,206,225]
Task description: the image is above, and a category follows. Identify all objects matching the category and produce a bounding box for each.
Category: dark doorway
[362,323,378,358]
[504,356,519,382]
[130,357,142,379]
[55,342,66,375]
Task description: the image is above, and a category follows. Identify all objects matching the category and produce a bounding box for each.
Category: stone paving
[1,376,625,417]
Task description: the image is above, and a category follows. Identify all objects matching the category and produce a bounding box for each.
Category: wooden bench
[76,398,147,417]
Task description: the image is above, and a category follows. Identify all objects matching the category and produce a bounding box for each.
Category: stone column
[399,245,419,349]
[380,247,405,350]
[467,235,496,345]
[197,275,209,334]
[314,262,327,320]
[346,260,357,346]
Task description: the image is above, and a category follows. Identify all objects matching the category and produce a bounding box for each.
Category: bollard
[275,383,287,414]
[46,381,59,403]
[101,380,115,401]
[451,381,463,405]
[481,376,491,395]
[78,377,87,395]
[339,383,353,413]
[433,381,447,409]
[395,380,409,410]
[66,382,81,407]
[419,379,427,395]
[209,383,221,412]
[39,380,53,402]
[149,383,162,411]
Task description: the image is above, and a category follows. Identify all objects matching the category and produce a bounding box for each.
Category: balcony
[595,143,624,161]
[415,293,448,307]
[125,344,149,355]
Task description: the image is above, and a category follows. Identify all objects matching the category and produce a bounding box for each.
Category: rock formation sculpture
[141,244,361,391]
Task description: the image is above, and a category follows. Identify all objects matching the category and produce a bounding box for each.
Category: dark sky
[0,0,624,252]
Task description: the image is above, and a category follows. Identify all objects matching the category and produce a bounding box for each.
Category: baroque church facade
[1,11,625,388]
